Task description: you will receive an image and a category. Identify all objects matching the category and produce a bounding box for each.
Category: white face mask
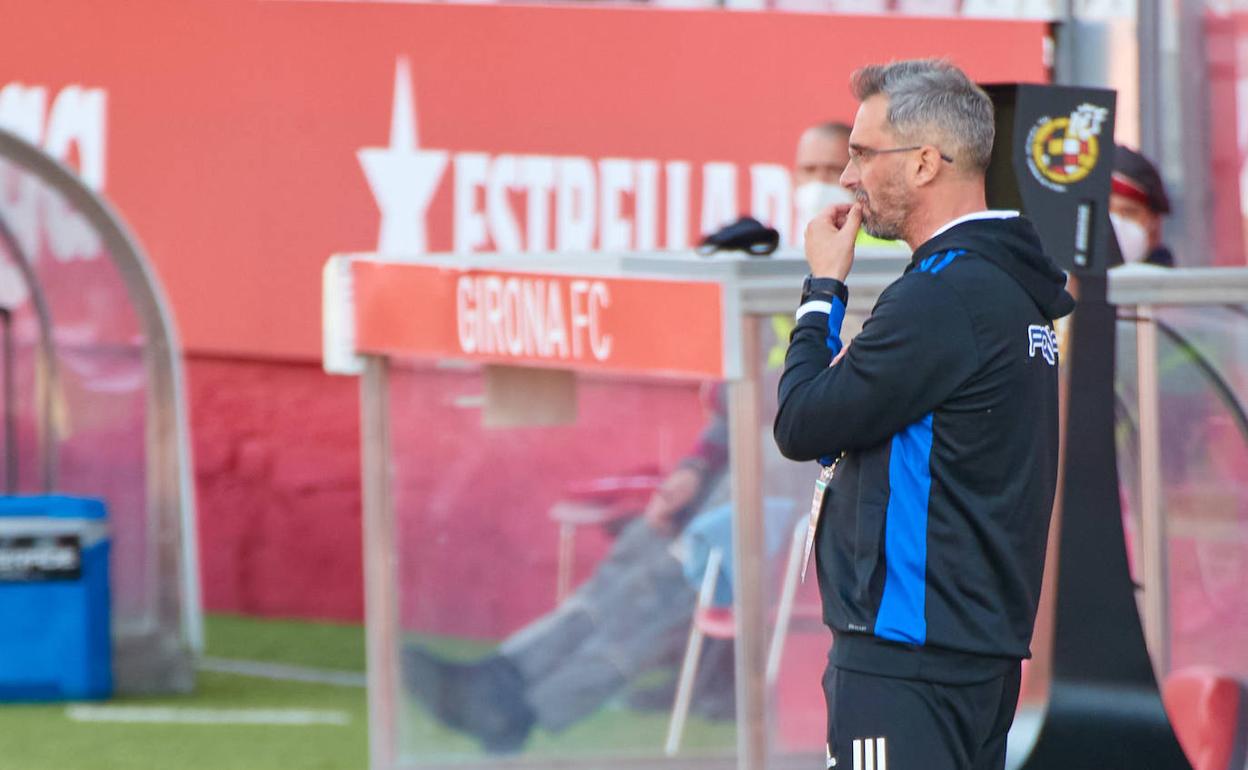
[794,181,855,242]
[1110,212,1149,264]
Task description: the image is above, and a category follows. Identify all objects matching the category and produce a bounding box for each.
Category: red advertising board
[0,0,1048,361]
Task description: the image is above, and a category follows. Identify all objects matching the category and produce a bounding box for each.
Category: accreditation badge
[802,455,842,582]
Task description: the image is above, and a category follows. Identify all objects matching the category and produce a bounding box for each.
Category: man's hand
[831,340,850,367]
[804,203,862,281]
[642,465,702,535]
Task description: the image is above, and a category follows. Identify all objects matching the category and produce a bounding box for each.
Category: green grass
[397,699,736,765]
[204,613,367,672]
[0,671,368,770]
[0,614,370,770]
[0,613,738,769]
[395,661,737,764]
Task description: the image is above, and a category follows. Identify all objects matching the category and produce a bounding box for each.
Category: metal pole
[1173,0,1214,266]
[1,308,13,494]
[729,317,767,770]
[1135,306,1170,677]
[1052,0,1076,85]
[1137,0,1163,161]
[361,356,398,770]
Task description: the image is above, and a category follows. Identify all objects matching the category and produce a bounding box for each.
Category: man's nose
[840,163,859,190]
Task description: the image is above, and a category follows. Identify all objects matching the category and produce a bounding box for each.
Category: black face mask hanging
[697,216,780,257]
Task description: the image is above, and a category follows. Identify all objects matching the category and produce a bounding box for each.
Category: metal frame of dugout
[324,246,1248,770]
[0,127,201,693]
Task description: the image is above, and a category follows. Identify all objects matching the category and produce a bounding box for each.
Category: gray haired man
[774,60,1073,770]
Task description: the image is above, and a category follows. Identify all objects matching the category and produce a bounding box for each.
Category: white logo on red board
[0,82,108,308]
[358,58,794,256]
[357,60,448,255]
[456,273,613,363]
[0,82,107,190]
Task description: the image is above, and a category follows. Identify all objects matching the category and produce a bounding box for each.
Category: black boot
[401,645,536,754]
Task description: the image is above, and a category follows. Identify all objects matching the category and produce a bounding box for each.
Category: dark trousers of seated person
[499,518,698,732]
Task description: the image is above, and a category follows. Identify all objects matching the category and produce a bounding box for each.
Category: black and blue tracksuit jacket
[774,214,1075,684]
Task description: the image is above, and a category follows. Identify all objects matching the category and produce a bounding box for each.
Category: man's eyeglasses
[848,145,955,165]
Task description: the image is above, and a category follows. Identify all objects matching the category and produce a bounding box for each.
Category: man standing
[774,60,1074,770]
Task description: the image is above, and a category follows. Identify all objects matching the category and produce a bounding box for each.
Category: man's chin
[863,221,901,241]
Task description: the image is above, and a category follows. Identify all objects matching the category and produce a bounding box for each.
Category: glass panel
[0,227,43,494]
[758,306,878,764]
[0,157,152,631]
[1116,304,1248,677]
[1153,305,1248,675]
[387,359,737,763]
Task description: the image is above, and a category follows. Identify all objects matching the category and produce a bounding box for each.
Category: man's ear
[912,146,943,187]
[1144,210,1163,248]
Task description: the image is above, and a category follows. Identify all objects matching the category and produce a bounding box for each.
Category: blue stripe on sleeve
[824,295,846,356]
[874,413,933,645]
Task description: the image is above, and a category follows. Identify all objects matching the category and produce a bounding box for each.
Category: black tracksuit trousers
[822,661,1022,770]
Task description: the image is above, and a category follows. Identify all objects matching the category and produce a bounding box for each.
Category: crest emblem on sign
[1026,102,1109,191]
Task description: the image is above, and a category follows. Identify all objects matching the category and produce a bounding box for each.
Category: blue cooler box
[0,495,112,700]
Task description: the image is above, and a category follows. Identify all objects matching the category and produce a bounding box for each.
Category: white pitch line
[197,656,366,688]
[65,705,351,726]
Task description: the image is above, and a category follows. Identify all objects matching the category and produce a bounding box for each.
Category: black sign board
[983,83,1191,770]
[0,534,83,582]
[985,84,1117,273]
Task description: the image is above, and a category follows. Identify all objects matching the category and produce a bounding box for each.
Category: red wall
[190,357,364,620]
[189,355,709,635]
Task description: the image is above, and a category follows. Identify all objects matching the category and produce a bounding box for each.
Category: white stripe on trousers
[852,738,887,770]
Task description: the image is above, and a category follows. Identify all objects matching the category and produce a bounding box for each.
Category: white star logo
[358,57,448,255]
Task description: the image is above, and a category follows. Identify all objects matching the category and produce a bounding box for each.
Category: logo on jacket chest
[1028,324,1059,365]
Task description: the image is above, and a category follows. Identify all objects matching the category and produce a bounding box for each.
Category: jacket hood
[913,215,1076,320]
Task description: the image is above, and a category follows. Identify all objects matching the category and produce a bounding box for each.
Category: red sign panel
[0,0,1048,360]
[353,261,725,378]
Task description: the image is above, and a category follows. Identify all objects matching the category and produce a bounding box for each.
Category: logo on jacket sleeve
[1028,324,1059,365]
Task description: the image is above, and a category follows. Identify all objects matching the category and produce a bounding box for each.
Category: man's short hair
[850,59,995,173]
[810,121,852,140]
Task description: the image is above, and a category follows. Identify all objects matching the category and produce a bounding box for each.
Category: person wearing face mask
[794,122,856,231]
[794,122,901,249]
[1110,145,1174,267]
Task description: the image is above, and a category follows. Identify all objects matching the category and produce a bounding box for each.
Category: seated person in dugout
[402,381,806,752]
[399,120,855,754]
